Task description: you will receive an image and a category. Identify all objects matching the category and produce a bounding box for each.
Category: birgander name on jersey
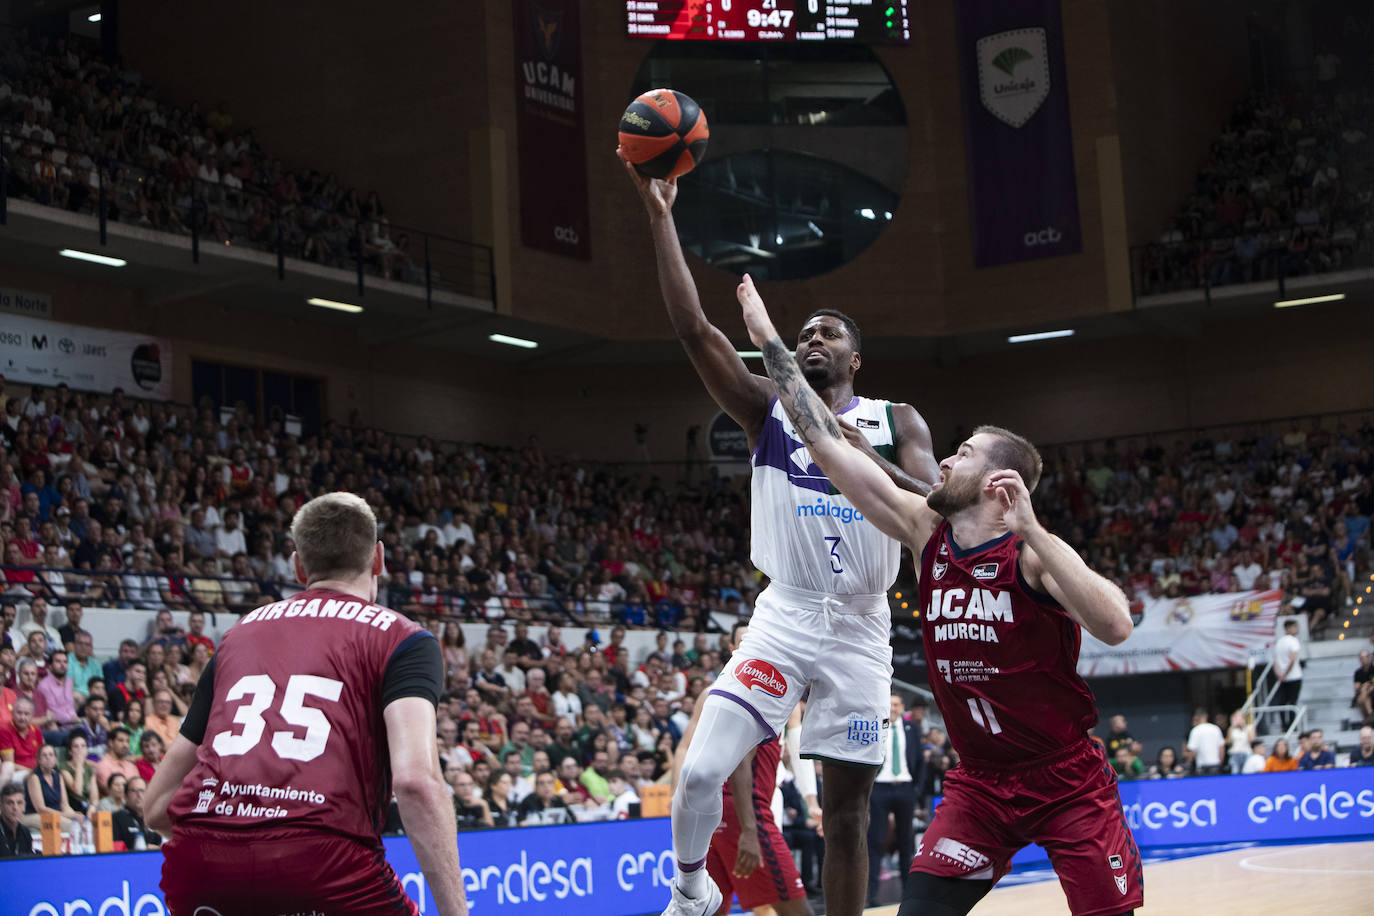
[926,586,1013,644]
[239,596,402,630]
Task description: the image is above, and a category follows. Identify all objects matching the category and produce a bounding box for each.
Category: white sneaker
[661,876,723,916]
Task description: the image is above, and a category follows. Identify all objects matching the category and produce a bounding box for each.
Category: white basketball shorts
[709,581,893,767]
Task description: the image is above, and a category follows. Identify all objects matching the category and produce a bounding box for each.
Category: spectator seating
[0,30,420,284]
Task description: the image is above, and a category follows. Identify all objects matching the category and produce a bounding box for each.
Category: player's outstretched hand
[734,827,762,878]
[737,273,780,348]
[616,146,677,215]
[988,469,1039,537]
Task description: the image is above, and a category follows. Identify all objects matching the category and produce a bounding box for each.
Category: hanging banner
[955,0,1082,267]
[0,314,172,400]
[514,0,591,260]
[0,286,53,318]
[1078,590,1282,676]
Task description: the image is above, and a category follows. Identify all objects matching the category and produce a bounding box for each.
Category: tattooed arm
[738,274,937,549]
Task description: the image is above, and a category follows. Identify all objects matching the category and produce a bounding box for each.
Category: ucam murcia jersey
[750,395,900,596]
[918,521,1099,765]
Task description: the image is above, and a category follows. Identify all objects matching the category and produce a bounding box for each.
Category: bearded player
[622,153,940,916]
[145,493,467,915]
[738,275,1142,916]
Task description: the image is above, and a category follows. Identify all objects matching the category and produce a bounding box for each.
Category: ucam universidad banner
[514,0,591,260]
[955,0,1082,266]
[1077,590,1281,676]
[0,313,172,400]
[0,817,673,916]
[996,766,1374,866]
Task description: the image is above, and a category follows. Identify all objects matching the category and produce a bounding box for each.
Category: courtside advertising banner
[514,0,591,259]
[1001,767,1374,866]
[1077,590,1281,676]
[955,0,1082,266]
[0,818,673,916]
[0,314,172,400]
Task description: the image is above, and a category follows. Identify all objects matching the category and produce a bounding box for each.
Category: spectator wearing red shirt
[184,609,215,657]
[6,516,38,565]
[0,696,42,785]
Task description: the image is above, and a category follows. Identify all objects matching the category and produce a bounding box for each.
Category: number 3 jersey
[167,588,441,846]
[750,395,900,596]
[918,521,1099,765]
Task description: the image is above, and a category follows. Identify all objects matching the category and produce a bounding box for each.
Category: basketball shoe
[660,875,722,916]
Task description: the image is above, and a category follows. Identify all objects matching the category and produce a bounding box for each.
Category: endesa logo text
[1247,783,1374,825]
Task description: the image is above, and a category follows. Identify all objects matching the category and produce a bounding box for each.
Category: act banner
[1077,590,1282,676]
[0,314,172,399]
[514,0,591,259]
[955,0,1082,266]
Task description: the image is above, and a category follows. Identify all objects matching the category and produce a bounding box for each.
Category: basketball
[618,88,710,180]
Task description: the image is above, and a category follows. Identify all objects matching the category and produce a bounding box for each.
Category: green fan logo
[991,46,1033,75]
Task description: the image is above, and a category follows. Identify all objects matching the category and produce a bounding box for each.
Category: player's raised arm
[738,274,931,549]
[989,469,1134,645]
[619,150,773,439]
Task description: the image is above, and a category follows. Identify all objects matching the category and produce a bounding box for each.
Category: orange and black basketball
[618,89,709,180]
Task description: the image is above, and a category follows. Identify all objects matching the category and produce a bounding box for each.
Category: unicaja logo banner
[976,28,1050,127]
[735,659,788,698]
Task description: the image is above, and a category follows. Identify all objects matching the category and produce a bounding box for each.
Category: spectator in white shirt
[1185,709,1227,776]
[608,769,640,819]
[1242,740,1268,774]
[1232,550,1263,591]
[444,512,474,550]
[214,510,247,560]
[1272,619,1303,731]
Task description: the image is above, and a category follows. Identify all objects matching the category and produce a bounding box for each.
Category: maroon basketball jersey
[722,734,782,818]
[918,522,1098,764]
[167,588,428,846]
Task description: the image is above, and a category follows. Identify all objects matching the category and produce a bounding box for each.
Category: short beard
[926,473,983,517]
[801,363,832,388]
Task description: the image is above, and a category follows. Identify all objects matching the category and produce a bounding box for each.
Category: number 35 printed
[211,674,344,762]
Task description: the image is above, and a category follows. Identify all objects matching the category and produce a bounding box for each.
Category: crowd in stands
[0,373,1368,857]
[1138,17,1374,296]
[1031,418,1374,638]
[1099,712,1374,783]
[0,30,419,283]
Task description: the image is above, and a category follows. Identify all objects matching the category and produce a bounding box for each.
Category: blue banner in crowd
[1004,767,1374,866]
[0,818,673,916]
[955,0,1082,266]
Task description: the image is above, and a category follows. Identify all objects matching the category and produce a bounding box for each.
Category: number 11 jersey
[167,588,439,847]
[918,522,1099,765]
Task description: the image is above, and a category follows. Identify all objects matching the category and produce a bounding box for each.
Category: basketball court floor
[859,839,1373,915]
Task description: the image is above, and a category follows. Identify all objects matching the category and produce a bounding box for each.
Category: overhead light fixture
[88,12,102,22]
[1274,293,1344,308]
[1007,329,1075,343]
[489,333,538,349]
[775,234,784,245]
[858,208,876,220]
[736,350,763,359]
[307,297,362,314]
[58,248,125,267]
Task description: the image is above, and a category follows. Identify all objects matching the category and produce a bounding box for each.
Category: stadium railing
[1128,222,1371,301]
[0,564,724,631]
[0,132,495,305]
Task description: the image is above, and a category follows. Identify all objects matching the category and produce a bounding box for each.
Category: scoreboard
[626,1,910,43]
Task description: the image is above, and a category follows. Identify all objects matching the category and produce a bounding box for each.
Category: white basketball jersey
[750,395,900,595]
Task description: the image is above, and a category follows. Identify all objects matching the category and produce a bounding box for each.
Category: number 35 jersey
[750,395,900,596]
[167,588,440,846]
[918,522,1099,765]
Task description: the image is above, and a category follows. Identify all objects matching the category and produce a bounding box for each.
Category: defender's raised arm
[737,274,934,550]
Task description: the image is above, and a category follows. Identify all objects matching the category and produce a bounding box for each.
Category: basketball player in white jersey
[621,153,940,916]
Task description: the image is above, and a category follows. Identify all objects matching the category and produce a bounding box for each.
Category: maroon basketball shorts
[707,803,807,913]
[909,738,1144,916]
[161,826,419,916]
